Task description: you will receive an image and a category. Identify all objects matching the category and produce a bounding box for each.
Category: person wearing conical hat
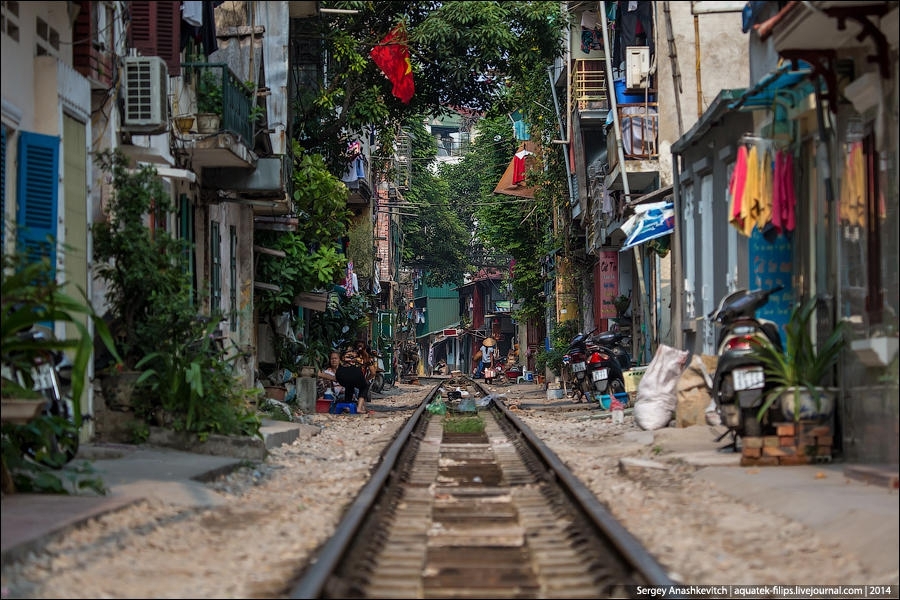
[474,337,498,379]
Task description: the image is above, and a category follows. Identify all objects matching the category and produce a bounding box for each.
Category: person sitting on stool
[320,347,370,416]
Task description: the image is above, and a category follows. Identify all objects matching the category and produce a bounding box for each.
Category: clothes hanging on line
[728,138,795,239]
[772,150,796,235]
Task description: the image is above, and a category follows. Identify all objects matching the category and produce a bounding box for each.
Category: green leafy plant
[535,320,578,375]
[135,318,261,439]
[2,422,106,494]
[750,297,848,422]
[92,150,259,440]
[2,249,120,410]
[442,415,485,434]
[2,240,120,495]
[197,68,223,115]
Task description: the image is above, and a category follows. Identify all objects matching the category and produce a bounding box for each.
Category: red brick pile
[740,421,833,466]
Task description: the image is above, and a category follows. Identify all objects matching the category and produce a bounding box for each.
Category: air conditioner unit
[626,46,650,90]
[122,56,168,133]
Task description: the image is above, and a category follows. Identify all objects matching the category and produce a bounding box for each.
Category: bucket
[614,78,655,104]
[598,391,629,410]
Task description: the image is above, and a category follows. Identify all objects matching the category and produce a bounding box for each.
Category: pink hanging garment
[772,150,786,234]
[781,151,796,233]
[729,145,749,232]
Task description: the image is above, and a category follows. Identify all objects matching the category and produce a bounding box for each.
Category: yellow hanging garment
[740,145,760,236]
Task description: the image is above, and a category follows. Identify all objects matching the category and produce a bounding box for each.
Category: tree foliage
[294,1,566,175]
[255,143,352,316]
[397,119,470,286]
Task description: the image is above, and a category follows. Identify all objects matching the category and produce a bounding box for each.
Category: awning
[728,60,815,112]
[619,201,674,252]
[494,141,537,198]
[294,291,327,312]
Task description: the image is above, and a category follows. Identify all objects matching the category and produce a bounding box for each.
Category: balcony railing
[181,62,254,147]
[572,59,609,112]
[616,103,658,159]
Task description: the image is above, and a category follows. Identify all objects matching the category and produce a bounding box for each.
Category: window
[16,132,60,271]
[36,16,60,57]
[1,0,20,42]
[838,126,896,334]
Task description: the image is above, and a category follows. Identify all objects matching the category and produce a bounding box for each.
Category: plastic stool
[330,402,357,415]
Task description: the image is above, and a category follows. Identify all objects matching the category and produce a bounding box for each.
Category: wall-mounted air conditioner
[626,46,650,90]
[122,56,168,133]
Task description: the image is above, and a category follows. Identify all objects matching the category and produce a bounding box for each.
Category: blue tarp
[619,201,674,252]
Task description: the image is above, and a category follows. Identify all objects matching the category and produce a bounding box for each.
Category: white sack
[633,344,690,430]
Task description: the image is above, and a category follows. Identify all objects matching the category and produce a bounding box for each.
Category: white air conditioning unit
[122,56,168,133]
[626,46,650,90]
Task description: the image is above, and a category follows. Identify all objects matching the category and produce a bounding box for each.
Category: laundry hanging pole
[600,4,631,202]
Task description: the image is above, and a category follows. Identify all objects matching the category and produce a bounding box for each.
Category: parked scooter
[709,285,784,444]
[562,330,595,402]
[593,329,632,371]
[584,332,627,396]
[2,327,79,466]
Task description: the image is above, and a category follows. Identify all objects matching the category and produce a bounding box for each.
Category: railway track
[289,376,676,599]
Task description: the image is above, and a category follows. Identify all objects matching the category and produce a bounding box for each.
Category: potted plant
[196,68,223,133]
[749,297,848,423]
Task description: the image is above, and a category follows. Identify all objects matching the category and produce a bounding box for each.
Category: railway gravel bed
[0,381,872,599]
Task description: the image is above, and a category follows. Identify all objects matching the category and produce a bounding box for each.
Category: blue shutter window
[16,131,60,273]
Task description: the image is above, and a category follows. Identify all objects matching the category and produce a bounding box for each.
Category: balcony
[573,59,609,125]
[172,63,257,171]
[605,103,660,192]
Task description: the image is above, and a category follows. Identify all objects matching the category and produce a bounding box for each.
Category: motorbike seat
[594,331,622,346]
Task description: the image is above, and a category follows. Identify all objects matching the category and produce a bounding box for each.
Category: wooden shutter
[72,1,114,88]
[16,132,60,271]
[129,1,181,76]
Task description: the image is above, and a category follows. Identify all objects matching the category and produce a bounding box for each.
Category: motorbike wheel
[371,373,385,394]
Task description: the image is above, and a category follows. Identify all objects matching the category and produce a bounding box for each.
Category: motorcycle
[562,330,596,402]
[369,351,386,393]
[594,328,632,370]
[2,328,79,467]
[587,330,628,396]
[709,285,785,444]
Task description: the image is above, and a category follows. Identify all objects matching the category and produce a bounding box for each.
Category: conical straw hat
[483,337,496,347]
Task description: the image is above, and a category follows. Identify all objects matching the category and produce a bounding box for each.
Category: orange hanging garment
[740,145,761,236]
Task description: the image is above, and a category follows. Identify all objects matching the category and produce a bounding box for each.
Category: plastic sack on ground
[675,354,716,428]
[633,344,690,430]
[477,393,502,408]
[426,399,447,415]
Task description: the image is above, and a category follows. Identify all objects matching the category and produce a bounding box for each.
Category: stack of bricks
[740,421,833,466]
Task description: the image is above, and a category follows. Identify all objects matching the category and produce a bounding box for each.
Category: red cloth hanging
[370,24,415,104]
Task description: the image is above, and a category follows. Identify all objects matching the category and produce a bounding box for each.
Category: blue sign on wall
[748,229,794,345]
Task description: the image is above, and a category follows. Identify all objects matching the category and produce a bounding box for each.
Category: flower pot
[196,113,220,134]
[1,399,46,425]
[263,386,287,401]
[174,115,195,134]
[101,371,143,411]
[779,386,836,422]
